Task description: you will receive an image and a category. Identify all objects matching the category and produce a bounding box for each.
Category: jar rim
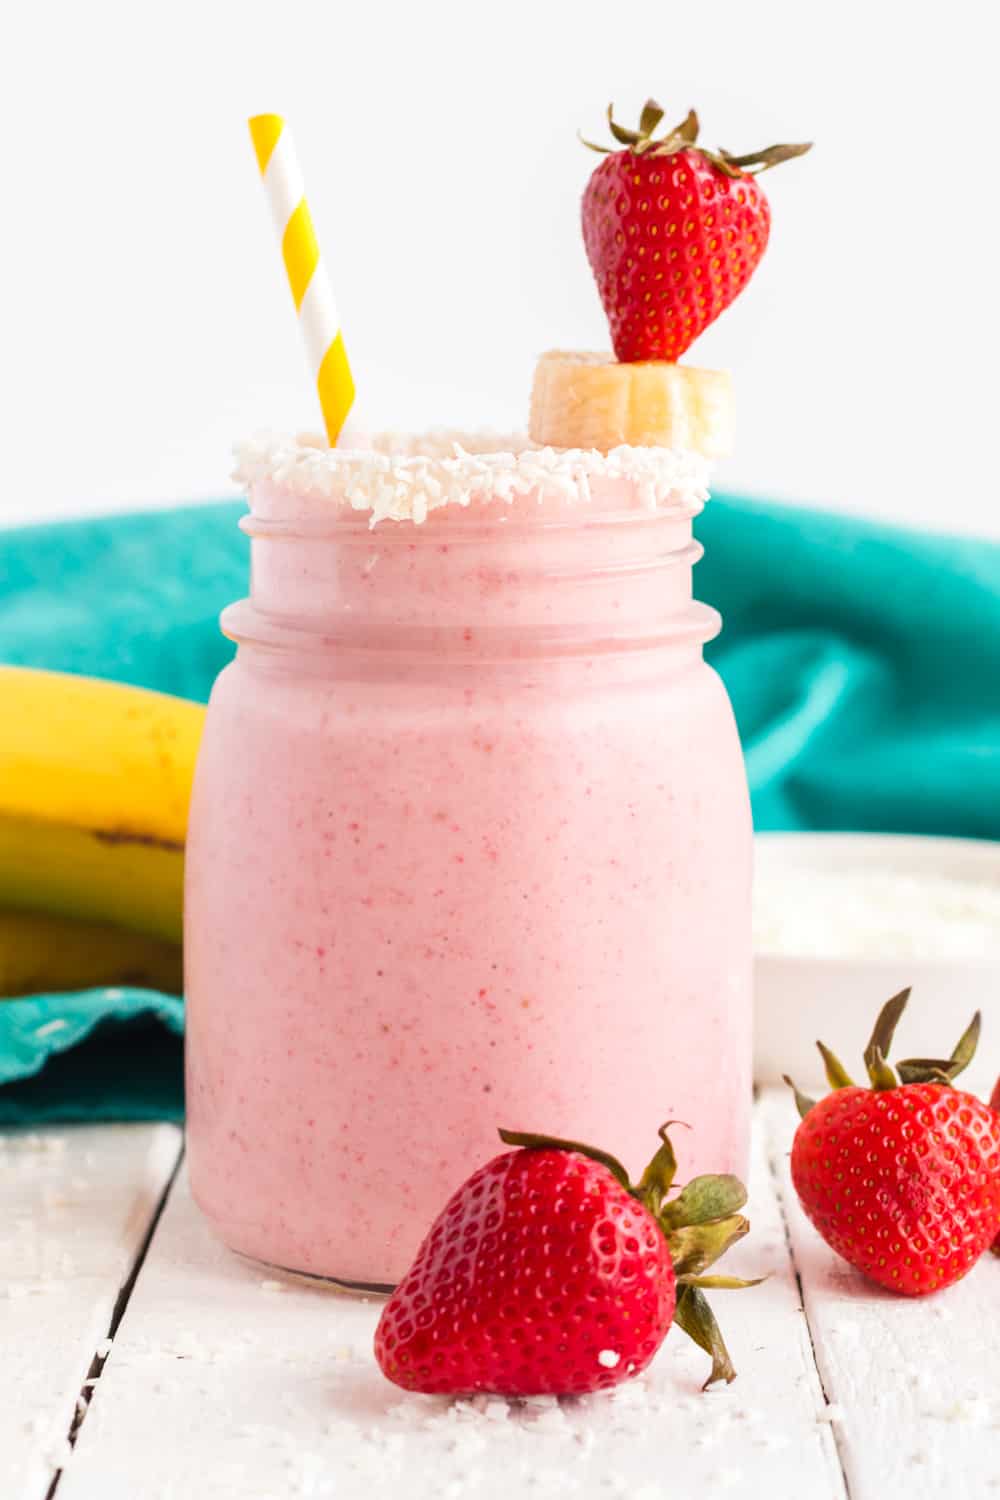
[233,430,711,530]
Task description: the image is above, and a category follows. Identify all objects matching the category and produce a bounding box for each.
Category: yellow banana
[0,910,183,998]
[0,667,205,943]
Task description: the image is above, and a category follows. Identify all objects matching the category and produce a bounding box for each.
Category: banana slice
[529,350,733,458]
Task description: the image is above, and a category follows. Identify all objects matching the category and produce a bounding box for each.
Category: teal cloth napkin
[2,495,998,1122]
[0,991,184,1123]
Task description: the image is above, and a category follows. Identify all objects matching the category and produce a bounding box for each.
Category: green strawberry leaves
[785,987,984,1111]
[638,99,666,138]
[718,142,813,173]
[674,1286,737,1388]
[897,1010,982,1086]
[817,1041,855,1092]
[635,1122,680,1212]
[863,987,911,1088]
[659,1173,747,1231]
[866,1045,898,1092]
[783,1075,819,1122]
[679,1273,768,1291]
[669,1216,749,1279]
[581,97,811,178]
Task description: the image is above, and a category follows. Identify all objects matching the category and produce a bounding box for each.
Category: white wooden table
[3,1091,999,1500]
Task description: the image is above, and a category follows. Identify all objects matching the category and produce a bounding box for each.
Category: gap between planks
[759,1088,1000,1500]
[0,1122,183,1500]
[45,1141,184,1500]
[12,1103,1000,1498]
[760,1087,854,1499]
[54,1103,844,1500]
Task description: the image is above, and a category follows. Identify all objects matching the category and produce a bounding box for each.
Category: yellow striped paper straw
[248,113,355,446]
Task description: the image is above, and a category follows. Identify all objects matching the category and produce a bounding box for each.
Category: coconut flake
[233,430,711,529]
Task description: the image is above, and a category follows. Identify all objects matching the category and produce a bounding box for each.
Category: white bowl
[753,833,1000,1098]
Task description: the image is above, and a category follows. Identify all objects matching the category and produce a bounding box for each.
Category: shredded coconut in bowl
[232,429,711,528]
[753,840,1000,961]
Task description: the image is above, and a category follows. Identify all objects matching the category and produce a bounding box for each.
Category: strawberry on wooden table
[581,100,810,363]
[786,989,1000,1295]
[374,1124,758,1397]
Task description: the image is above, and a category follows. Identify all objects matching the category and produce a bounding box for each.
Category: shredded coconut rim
[233,430,711,527]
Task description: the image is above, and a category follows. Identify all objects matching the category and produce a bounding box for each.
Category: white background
[2,0,998,534]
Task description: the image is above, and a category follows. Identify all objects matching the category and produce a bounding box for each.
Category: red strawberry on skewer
[375,1123,758,1396]
[786,990,1000,1294]
[580,100,810,363]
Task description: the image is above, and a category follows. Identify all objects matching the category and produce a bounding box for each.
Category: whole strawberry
[374,1124,756,1396]
[581,100,810,363]
[786,989,1000,1296]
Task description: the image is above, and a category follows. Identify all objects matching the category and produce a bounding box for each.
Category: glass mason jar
[184,438,753,1287]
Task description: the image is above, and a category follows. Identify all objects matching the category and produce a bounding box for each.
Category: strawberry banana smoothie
[184,433,752,1286]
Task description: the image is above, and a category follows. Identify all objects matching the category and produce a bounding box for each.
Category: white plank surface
[58,1114,843,1500]
[761,1090,1000,1499]
[21,1098,998,1499]
[0,1122,182,1500]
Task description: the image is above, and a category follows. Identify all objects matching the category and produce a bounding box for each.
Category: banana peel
[0,666,205,944]
[0,910,183,998]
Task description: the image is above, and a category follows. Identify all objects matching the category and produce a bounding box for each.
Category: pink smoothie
[184,439,752,1285]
